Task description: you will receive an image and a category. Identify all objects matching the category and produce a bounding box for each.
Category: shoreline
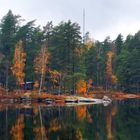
[0,91,140,104]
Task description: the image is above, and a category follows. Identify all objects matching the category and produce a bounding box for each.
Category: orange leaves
[76,106,86,121]
[76,80,87,95]
[34,126,46,140]
[107,51,114,59]
[11,40,26,84]
[76,106,92,123]
[33,104,39,115]
[10,114,25,140]
[111,106,118,116]
[34,80,39,89]
[34,45,50,75]
[111,74,118,84]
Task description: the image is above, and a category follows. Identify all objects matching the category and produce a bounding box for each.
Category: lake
[0,99,139,140]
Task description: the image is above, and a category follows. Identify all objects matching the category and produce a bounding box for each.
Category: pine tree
[0,10,20,93]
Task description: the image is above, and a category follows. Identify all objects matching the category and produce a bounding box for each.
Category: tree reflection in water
[0,99,139,140]
[10,114,24,140]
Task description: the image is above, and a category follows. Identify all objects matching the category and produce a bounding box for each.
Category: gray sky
[0,0,140,41]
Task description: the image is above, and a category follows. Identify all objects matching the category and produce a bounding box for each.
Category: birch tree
[34,44,50,95]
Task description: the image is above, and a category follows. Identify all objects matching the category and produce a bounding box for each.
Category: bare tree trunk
[39,47,45,95]
[64,80,66,94]
[6,107,8,140]
[39,106,46,140]
[58,75,61,95]
[39,74,44,95]
[105,82,107,92]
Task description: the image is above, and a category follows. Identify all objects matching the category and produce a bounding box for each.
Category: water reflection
[0,99,139,140]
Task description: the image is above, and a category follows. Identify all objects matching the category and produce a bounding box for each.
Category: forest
[0,10,139,94]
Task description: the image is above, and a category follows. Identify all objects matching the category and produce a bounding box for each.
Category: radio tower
[83,8,85,43]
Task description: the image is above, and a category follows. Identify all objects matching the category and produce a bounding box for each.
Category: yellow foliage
[49,70,60,77]
[49,119,61,132]
[85,39,93,50]
[106,112,113,140]
[49,70,61,84]
[34,126,47,140]
[84,34,93,50]
[34,80,39,89]
[11,40,26,84]
[75,128,83,140]
[106,51,114,81]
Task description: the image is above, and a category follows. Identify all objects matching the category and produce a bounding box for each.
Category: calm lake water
[0,99,139,140]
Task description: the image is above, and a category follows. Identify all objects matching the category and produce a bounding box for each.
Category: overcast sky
[0,0,140,41]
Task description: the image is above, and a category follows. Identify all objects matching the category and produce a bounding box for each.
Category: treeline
[0,10,139,93]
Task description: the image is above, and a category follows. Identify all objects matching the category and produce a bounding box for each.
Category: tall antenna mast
[83,8,85,43]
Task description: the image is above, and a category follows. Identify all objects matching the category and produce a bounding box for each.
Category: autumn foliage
[106,51,117,86]
[34,126,46,140]
[34,44,50,93]
[76,80,87,95]
[10,114,25,140]
[34,80,40,90]
[76,106,87,121]
[34,44,50,75]
[49,70,61,85]
[11,40,26,84]
[106,111,113,140]
[111,74,118,84]
[49,119,61,132]
[106,51,114,81]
